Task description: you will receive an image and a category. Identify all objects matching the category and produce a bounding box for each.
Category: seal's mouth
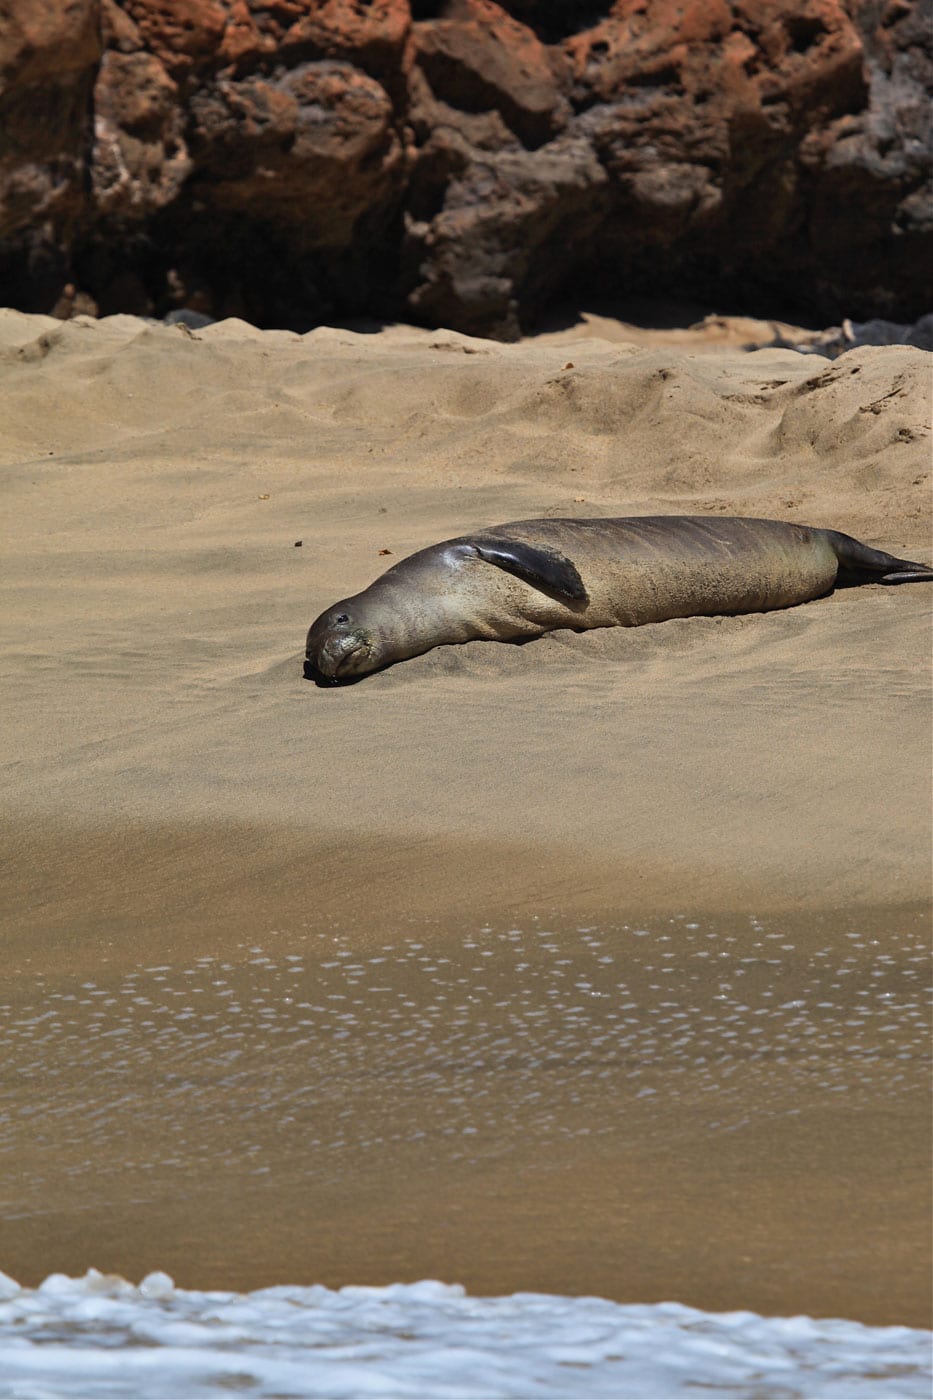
[304,632,372,685]
[303,656,336,685]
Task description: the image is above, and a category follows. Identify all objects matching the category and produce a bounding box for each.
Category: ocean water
[0,1269,929,1400]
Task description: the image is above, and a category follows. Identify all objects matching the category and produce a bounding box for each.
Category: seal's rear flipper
[874,569,933,584]
[471,539,588,602]
[825,530,933,586]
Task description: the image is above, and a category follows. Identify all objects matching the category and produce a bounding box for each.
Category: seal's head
[305,603,377,684]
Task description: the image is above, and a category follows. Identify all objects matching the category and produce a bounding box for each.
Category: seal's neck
[364,574,478,666]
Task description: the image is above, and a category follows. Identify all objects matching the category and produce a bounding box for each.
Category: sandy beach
[1,309,930,1326]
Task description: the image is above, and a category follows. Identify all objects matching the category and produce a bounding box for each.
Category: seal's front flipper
[470,539,588,603]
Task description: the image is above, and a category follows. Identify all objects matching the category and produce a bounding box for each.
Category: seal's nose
[304,652,341,686]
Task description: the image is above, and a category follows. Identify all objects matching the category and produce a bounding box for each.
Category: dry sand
[2,308,930,919]
[1,309,930,1324]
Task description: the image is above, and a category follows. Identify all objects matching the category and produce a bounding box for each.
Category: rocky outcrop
[0,0,102,305]
[0,0,930,336]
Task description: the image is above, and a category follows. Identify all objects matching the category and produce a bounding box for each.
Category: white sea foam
[0,1270,927,1399]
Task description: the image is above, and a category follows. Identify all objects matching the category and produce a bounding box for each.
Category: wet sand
[0,309,930,1327]
[0,898,929,1325]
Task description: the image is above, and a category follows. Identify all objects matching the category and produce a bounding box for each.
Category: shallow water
[1,904,929,1327]
[0,1270,929,1400]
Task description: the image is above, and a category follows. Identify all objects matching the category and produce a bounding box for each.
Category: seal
[304,515,932,683]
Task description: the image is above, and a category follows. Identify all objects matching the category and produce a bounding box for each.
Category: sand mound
[1,310,930,926]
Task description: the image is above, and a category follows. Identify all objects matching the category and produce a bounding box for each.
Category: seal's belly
[487,518,840,638]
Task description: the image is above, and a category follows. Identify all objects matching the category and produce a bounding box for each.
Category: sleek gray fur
[305,515,932,682]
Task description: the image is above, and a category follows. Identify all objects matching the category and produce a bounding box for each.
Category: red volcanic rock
[118,0,228,74]
[0,0,929,332]
[93,50,191,217]
[0,0,100,266]
[279,0,410,72]
[118,0,410,75]
[405,135,611,337]
[188,62,404,241]
[410,0,570,149]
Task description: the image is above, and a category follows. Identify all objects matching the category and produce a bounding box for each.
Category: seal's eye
[335,613,349,624]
